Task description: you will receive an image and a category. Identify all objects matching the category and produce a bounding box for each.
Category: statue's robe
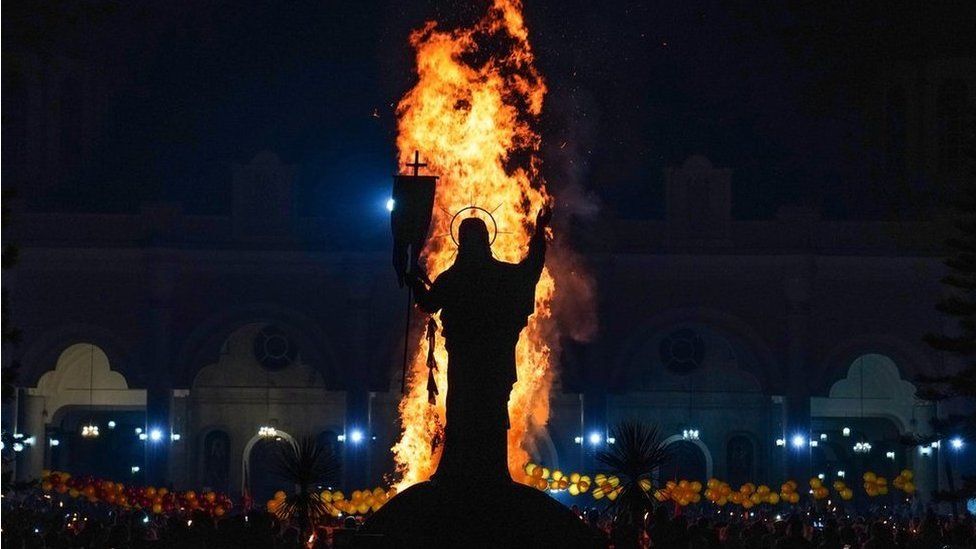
[414,229,545,482]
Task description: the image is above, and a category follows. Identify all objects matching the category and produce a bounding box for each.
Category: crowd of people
[4,485,976,548]
[571,503,976,548]
[0,489,362,548]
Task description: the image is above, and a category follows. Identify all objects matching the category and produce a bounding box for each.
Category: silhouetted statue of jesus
[409,207,551,483]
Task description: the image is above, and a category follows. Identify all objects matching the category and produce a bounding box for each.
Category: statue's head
[457,217,491,263]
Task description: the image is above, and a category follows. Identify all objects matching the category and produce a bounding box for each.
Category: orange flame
[391,0,560,490]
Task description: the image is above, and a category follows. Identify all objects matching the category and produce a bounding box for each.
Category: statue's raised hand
[536,206,553,230]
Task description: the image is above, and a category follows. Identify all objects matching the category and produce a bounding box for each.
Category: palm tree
[596,420,671,549]
[270,436,341,543]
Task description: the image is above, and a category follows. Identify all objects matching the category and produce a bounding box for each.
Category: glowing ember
[391,0,587,490]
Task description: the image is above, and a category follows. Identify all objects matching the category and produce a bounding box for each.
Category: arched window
[938,79,968,172]
[203,430,231,492]
[316,429,341,477]
[726,435,754,487]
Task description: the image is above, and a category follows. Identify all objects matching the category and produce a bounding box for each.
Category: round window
[253,325,297,370]
[658,328,705,375]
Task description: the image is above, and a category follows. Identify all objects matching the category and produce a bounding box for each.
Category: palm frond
[596,421,672,535]
[271,435,340,489]
[273,492,332,530]
[597,420,671,484]
[270,436,341,533]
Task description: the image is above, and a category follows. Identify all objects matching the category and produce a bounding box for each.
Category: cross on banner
[405,150,427,177]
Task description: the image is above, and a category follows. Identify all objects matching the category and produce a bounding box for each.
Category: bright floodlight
[950,437,964,450]
[791,434,807,449]
[108,420,117,429]
[349,429,365,444]
[149,428,164,442]
[386,198,395,212]
[588,432,603,446]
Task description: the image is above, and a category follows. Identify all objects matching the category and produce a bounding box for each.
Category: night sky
[4,1,973,233]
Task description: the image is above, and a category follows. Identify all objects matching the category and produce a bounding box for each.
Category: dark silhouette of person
[408,207,551,483]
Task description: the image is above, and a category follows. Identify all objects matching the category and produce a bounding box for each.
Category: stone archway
[661,435,713,481]
[811,354,927,434]
[242,430,296,500]
[21,343,146,480]
[811,353,936,501]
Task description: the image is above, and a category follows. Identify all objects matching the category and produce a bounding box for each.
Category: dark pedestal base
[357,479,605,548]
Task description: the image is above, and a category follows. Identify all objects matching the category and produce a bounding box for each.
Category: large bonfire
[391,0,590,489]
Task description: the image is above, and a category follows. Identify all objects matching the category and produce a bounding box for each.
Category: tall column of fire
[391,0,585,489]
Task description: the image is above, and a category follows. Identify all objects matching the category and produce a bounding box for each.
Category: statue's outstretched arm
[520,207,551,281]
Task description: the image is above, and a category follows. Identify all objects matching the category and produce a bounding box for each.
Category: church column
[16,393,47,481]
[784,261,814,481]
[581,389,608,472]
[911,401,937,506]
[343,267,372,488]
[145,257,176,485]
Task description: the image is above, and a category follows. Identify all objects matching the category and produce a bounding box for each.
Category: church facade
[3,150,965,505]
[3,49,974,505]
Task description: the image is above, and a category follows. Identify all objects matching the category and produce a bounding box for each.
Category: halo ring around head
[449,206,498,247]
